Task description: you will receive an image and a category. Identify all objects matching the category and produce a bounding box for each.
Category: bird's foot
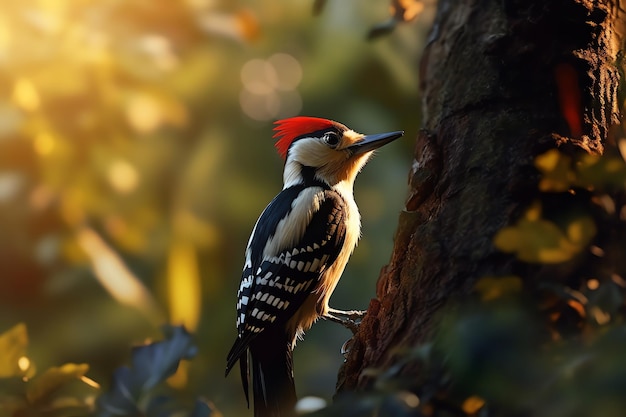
[323,308,366,334]
[341,338,354,360]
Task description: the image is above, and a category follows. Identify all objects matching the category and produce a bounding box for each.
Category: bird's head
[273,116,403,188]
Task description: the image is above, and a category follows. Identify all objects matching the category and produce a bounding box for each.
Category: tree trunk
[338,0,624,392]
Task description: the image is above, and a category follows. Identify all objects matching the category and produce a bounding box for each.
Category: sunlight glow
[125,92,188,133]
[392,0,425,21]
[125,94,163,133]
[241,59,277,94]
[239,53,302,121]
[80,375,101,389]
[0,172,23,202]
[17,356,30,373]
[268,53,303,91]
[12,78,40,112]
[108,159,140,194]
[33,132,56,156]
[137,35,179,71]
[0,17,9,60]
[77,227,163,324]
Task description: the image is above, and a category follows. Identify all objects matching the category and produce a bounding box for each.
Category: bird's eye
[323,132,340,147]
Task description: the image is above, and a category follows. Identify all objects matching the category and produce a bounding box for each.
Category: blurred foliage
[0,324,213,417]
[494,200,596,264]
[0,0,430,415]
[316,118,626,416]
[0,323,97,417]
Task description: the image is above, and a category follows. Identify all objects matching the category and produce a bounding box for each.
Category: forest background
[0,1,430,416]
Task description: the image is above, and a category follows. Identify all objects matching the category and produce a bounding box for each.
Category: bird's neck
[282,159,363,193]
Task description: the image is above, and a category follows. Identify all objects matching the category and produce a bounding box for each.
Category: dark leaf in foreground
[95,325,199,417]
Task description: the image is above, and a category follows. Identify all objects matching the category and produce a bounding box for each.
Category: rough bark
[338,0,624,391]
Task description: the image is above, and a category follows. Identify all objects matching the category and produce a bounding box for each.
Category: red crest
[273,117,338,159]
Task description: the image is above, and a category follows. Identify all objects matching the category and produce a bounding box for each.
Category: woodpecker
[225,116,403,417]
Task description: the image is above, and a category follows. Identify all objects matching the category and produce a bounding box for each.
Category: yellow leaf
[167,241,202,331]
[535,149,561,171]
[566,217,596,245]
[535,150,574,192]
[474,276,522,301]
[494,217,567,263]
[523,200,542,221]
[26,363,89,404]
[0,323,31,378]
[536,243,577,264]
[494,203,595,264]
[493,227,520,252]
[462,396,485,414]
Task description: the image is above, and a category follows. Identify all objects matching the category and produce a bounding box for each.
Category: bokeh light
[240,53,303,121]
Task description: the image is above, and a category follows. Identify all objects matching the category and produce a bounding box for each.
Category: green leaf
[26,363,90,404]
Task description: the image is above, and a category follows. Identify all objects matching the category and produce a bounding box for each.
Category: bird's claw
[341,338,354,359]
[328,308,366,320]
[323,308,366,334]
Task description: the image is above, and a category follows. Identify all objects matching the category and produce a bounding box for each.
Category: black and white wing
[226,184,347,373]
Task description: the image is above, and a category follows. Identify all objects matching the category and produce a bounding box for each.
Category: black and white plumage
[225,117,403,417]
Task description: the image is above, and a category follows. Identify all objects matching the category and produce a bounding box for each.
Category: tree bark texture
[338,0,625,391]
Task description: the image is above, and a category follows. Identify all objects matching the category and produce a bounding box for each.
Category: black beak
[347,131,404,156]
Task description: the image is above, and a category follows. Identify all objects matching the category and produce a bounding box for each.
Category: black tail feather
[240,352,250,407]
[226,335,252,407]
[250,334,297,417]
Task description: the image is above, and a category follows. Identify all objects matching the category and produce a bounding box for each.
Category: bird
[225,116,403,417]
